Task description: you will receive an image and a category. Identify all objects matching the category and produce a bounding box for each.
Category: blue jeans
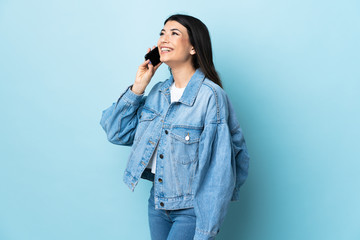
[148,185,196,240]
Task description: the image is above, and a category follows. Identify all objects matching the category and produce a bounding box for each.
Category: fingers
[142,46,161,71]
[140,59,157,71]
[148,61,154,71]
[147,46,156,53]
[141,59,153,71]
[140,59,151,68]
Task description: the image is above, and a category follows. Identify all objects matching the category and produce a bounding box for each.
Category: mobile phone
[144,47,161,66]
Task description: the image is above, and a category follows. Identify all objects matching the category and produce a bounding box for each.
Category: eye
[172,32,179,35]
[159,32,164,36]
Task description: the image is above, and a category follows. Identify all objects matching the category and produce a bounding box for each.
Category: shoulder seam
[203,80,221,123]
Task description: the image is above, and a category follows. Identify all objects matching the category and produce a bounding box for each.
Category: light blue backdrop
[1,0,359,239]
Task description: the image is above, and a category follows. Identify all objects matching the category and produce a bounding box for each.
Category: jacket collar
[159,68,206,106]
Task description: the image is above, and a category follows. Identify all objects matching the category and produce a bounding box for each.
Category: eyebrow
[161,28,182,33]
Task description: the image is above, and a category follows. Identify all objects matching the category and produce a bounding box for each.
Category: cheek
[180,39,192,51]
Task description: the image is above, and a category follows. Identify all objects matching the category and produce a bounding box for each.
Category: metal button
[185,133,190,141]
[160,202,164,207]
[159,154,164,159]
[165,130,168,134]
[158,178,163,183]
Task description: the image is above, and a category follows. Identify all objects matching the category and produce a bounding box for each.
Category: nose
[160,33,169,43]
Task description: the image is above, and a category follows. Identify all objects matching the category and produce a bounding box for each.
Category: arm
[193,91,250,239]
[100,46,162,146]
[227,100,250,201]
[100,85,146,146]
[194,122,235,240]
[230,125,250,201]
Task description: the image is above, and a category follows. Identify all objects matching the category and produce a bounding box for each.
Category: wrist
[131,84,145,95]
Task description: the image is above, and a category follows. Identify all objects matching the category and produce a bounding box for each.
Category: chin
[160,58,171,66]
[160,56,168,62]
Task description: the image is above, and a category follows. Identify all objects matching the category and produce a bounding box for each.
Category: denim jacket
[100,69,249,240]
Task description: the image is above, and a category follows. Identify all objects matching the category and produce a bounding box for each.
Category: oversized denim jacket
[100,69,249,240]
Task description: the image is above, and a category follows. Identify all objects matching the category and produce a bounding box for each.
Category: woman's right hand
[132,46,162,95]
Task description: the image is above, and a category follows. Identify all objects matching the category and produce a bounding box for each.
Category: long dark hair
[164,14,223,88]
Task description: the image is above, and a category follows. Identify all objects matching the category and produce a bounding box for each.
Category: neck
[170,64,196,88]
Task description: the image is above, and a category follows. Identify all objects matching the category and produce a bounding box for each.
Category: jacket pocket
[170,126,202,164]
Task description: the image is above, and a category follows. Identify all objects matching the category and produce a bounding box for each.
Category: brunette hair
[164,14,223,88]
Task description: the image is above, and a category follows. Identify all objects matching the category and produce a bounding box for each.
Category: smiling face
[157,20,196,68]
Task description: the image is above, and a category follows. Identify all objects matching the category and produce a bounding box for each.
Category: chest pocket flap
[170,127,203,144]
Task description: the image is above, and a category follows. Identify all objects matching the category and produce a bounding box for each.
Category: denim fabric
[148,185,197,240]
[100,68,250,239]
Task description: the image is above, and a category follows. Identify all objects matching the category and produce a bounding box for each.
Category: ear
[190,47,196,55]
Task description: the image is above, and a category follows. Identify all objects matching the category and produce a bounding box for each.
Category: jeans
[148,185,196,240]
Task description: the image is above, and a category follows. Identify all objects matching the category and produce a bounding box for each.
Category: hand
[132,46,162,94]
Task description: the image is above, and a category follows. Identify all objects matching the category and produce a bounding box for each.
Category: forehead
[162,20,187,32]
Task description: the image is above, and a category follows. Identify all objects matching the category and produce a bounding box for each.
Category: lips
[160,46,174,53]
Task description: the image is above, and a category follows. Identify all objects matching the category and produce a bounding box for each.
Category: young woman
[100,14,249,240]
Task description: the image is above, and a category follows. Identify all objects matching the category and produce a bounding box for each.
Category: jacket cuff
[194,228,217,240]
[117,85,144,106]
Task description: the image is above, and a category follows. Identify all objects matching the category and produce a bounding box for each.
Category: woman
[100,14,249,240]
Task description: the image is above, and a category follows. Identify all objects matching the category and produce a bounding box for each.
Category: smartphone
[144,47,161,66]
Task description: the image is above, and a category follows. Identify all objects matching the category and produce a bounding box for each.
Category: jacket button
[165,130,168,134]
[158,178,163,183]
[159,154,164,159]
[160,202,164,207]
[185,133,190,141]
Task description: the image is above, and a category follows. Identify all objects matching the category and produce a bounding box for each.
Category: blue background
[1,0,359,239]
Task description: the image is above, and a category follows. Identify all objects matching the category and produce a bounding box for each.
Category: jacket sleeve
[100,85,146,146]
[193,93,250,240]
[194,122,235,240]
[227,99,250,201]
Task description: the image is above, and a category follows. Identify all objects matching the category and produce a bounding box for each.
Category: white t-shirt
[146,82,186,174]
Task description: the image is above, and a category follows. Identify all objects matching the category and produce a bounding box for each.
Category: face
[157,20,196,67]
